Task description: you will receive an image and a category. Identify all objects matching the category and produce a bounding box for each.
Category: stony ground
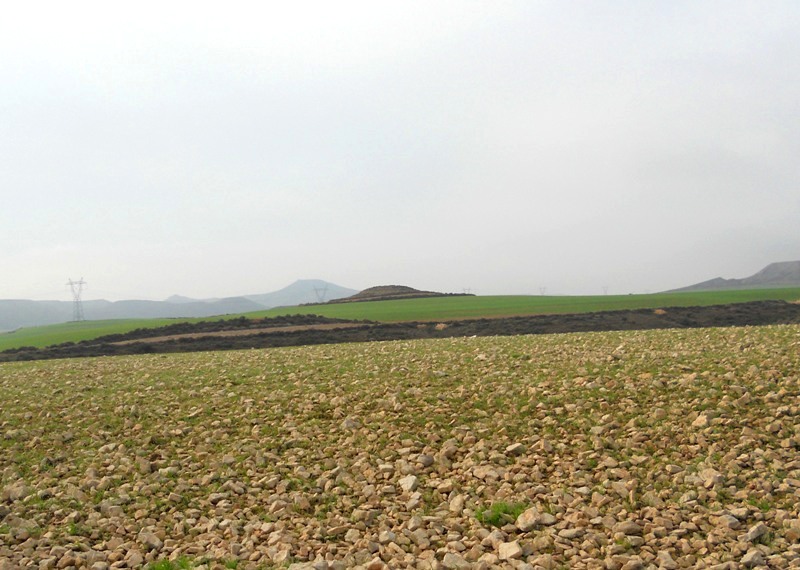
[1,325,799,569]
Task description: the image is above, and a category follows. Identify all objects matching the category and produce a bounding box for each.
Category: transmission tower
[313,284,328,303]
[67,278,87,322]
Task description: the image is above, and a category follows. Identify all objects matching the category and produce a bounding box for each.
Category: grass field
[0,318,184,352]
[1,325,798,568]
[1,287,799,351]
[253,287,800,321]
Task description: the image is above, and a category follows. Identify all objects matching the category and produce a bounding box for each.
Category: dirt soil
[2,300,799,362]
[108,322,369,346]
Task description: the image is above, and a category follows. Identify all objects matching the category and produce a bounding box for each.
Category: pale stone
[742,549,765,568]
[449,494,465,514]
[516,507,539,532]
[614,521,643,536]
[398,475,418,493]
[744,522,768,542]
[441,552,471,569]
[138,530,163,551]
[498,541,523,560]
[656,551,678,569]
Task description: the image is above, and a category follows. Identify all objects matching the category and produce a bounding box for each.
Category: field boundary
[3,286,800,352]
[3,300,799,362]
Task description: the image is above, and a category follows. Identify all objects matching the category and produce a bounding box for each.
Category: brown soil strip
[109,322,368,345]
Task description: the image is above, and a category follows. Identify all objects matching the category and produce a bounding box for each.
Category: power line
[67,278,87,322]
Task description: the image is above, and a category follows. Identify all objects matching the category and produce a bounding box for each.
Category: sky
[2,1,798,301]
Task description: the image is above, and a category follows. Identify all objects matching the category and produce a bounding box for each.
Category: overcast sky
[2,1,798,301]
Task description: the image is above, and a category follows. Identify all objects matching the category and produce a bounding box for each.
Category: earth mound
[327,285,472,304]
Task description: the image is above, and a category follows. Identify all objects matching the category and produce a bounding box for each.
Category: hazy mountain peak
[165,294,199,304]
[669,261,800,292]
[244,279,358,308]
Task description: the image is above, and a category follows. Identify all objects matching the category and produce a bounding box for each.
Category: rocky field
[1,325,799,569]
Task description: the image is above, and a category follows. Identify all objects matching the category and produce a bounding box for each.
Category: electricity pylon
[313,284,328,303]
[67,278,87,322]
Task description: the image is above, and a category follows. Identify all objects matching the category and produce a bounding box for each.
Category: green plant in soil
[476,501,529,527]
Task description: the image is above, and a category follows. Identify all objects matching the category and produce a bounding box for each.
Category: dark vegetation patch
[92,314,360,342]
[2,300,799,362]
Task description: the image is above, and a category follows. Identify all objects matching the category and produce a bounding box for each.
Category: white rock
[449,494,465,514]
[742,548,765,567]
[344,528,361,542]
[441,552,471,569]
[398,474,418,493]
[498,540,523,560]
[614,520,643,536]
[744,522,768,542]
[138,530,163,551]
[538,512,557,525]
[516,507,540,532]
[656,550,678,569]
[718,514,741,529]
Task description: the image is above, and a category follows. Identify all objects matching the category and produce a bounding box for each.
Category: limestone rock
[614,521,643,536]
[656,550,678,569]
[442,552,471,569]
[398,474,418,493]
[741,548,765,567]
[744,522,768,542]
[498,541,523,560]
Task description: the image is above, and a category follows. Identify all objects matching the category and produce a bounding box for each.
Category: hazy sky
[2,1,798,301]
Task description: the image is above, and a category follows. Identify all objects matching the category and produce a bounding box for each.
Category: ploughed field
[1,325,799,569]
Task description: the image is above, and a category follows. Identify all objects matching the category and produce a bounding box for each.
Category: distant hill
[0,279,355,331]
[327,285,473,304]
[164,294,200,304]
[669,261,800,292]
[0,297,265,332]
[244,279,357,308]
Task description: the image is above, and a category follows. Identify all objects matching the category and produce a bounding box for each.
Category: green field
[1,287,798,351]
[253,287,800,321]
[0,318,182,351]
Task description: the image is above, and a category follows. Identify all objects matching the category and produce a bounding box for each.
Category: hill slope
[670,260,800,292]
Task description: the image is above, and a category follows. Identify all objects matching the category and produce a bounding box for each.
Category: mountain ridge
[0,279,356,331]
[669,261,800,292]
[244,279,357,308]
